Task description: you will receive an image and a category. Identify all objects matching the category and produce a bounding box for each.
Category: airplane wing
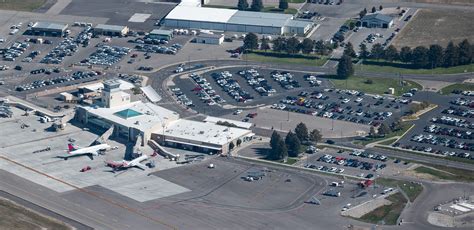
[134,163,147,170]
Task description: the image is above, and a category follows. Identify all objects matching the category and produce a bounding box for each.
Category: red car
[80,166,92,172]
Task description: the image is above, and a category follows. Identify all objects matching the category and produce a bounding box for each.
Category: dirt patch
[407,0,474,5]
[0,198,71,230]
[392,9,474,48]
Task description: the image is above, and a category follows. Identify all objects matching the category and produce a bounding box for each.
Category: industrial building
[148,29,174,40]
[76,80,253,154]
[94,24,130,36]
[29,22,68,37]
[163,5,313,35]
[194,33,224,45]
[359,13,394,28]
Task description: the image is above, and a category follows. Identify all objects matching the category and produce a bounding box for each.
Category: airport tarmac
[0,107,189,202]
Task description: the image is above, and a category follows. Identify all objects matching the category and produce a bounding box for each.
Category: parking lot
[300,147,412,179]
[394,93,474,161]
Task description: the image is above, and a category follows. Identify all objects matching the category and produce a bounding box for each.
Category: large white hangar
[163,5,313,35]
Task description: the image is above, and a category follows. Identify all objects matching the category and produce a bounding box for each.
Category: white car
[355,97,363,103]
[402,93,413,97]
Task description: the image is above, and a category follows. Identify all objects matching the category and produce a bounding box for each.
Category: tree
[458,39,472,65]
[359,43,369,59]
[229,142,235,151]
[300,38,314,54]
[272,37,286,52]
[236,139,242,147]
[285,131,301,157]
[260,38,270,51]
[399,46,412,63]
[294,122,308,141]
[269,131,287,160]
[378,123,390,136]
[337,54,354,79]
[279,0,288,10]
[314,40,328,55]
[343,42,356,58]
[379,5,383,11]
[370,43,384,60]
[251,0,263,11]
[237,0,249,10]
[359,8,367,19]
[428,44,444,68]
[286,37,300,54]
[369,126,377,137]
[383,45,399,62]
[243,32,259,50]
[412,46,429,68]
[444,41,459,67]
[371,6,377,13]
[309,129,322,143]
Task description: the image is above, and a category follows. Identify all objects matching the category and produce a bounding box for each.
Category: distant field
[0,198,71,230]
[392,9,474,48]
[0,0,46,11]
[408,0,474,4]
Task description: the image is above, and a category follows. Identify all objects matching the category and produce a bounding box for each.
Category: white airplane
[105,154,149,171]
[57,143,111,160]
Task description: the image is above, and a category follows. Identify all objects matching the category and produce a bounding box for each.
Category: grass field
[356,60,474,75]
[0,0,46,11]
[354,124,413,146]
[440,83,474,95]
[414,165,474,182]
[282,157,298,165]
[376,146,474,165]
[0,198,70,230]
[245,51,328,66]
[376,178,423,202]
[329,76,422,96]
[288,0,306,3]
[359,192,407,225]
[391,9,474,48]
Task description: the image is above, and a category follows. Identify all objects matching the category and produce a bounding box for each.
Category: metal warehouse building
[30,22,68,37]
[163,5,313,35]
[94,24,130,36]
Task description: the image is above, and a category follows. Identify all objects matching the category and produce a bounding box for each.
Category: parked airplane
[105,154,149,172]
[57,143,111,160]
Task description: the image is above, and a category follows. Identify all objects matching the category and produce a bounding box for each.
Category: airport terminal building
[76,80,253,154]
[163,5,313,35]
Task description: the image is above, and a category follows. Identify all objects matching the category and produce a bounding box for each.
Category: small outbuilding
[30,22,68,37]
[194,33,224,45]
[94,24,129,36]
[360,13,393,28]
[148,29,173,40]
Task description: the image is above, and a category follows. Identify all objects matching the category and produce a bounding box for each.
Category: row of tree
[358,6,383,19]
[238,0,289,11]
[350,40,474,69]
[243,32,335,55]
[268,122,323,160]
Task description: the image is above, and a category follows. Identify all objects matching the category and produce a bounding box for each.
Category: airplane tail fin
[67,143,77,152]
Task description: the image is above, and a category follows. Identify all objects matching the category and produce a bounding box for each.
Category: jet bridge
[93,125,114,145]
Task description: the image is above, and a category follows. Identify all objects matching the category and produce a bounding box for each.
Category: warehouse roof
[84,101,179,133]
[196,33,224,39]
[165,5,237,23]
[361,13,393,23]
[163,119,253,146]
[286,19,313,28]
[228,11,292,27]
[150,29,173,36]
[95,24,128,32]
[32,22,68,31]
